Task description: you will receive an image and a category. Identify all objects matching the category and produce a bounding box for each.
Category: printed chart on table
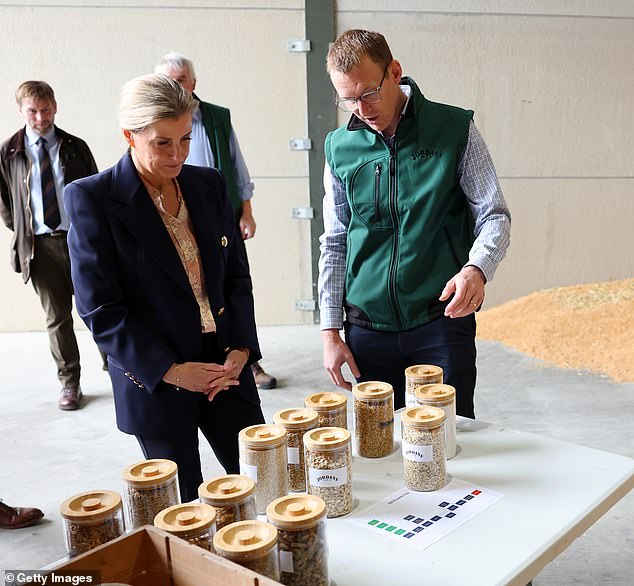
[346,478,504,551]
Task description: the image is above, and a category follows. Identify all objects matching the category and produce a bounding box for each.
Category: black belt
[37,230,67,238]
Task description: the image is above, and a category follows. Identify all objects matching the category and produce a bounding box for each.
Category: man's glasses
[335,64,389,112]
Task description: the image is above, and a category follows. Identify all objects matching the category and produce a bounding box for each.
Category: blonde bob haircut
[119,73,197,133]
[326,29,393,74]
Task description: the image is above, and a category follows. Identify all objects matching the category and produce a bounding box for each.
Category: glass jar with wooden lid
[154,502,216,551]
[304,391,348,429]
[303,427,353,518]
[404,364,443,407]
[352,381,394,458]
[273,407,319,492]
[60,490,124,558]
[238,424,288,514]
[198,474,257,530]
[415,383,457,459]
[401,406,447,491]
[122,458,179,529]
[213,520,280,581]
[266,494,329,586]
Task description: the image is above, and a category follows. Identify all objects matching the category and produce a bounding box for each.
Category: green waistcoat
[196,96,241,212]
[325,78,475,331]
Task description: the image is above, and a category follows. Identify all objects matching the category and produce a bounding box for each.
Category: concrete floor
[1,325,632,584]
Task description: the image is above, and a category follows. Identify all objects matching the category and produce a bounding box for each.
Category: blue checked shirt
[318,108,511,331]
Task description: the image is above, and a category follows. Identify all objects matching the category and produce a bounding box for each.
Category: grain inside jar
[154,502,216,551]
[404,365,443,408]
[239,424,288,514]
[303,427,353,518]
[401,406,447,491]
[415,383,457,459]
[198,474,257,530]
[266,494,329,586]
[305,391,348,429]
[60,490,125,558]
[122,459,179,529]
[352,381,394,458]
[213,520,280,582]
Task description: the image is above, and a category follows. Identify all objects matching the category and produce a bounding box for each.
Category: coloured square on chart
[413,526,424,533]
[456,500,466,505]
[395,528,406,535]
[368,519,379,526]
[472,490,482,495]
[464,494,474,500]
[445,512,456,518]
[377,522,388,529]
[423,521,433,527]
[431,515,441,521]
[413,517,424,524]
[404,532,415,539]
[439,501,450,507]
[404,514,415,521]
[386,525,396,532]
[448,505,458,511]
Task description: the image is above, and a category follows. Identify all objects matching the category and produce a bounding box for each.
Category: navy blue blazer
[64,152,261,436]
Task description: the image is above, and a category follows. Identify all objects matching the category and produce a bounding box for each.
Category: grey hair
[119,73,197,132]
[155,51,196,79]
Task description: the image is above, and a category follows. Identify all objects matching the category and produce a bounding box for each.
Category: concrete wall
[0,1,632,331]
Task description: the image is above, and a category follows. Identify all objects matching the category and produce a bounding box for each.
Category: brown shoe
[0,501,44,529]
[58,387,83,411]
[251,362,277,389]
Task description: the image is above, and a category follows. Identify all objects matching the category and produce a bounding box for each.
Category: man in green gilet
[156,53,277,390]
[318,30,511,418]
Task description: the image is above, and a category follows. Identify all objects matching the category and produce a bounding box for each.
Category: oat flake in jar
[60,490,124,558]
[154,502,216,551]
[415,383,457,459]
[122,458,179,529]
[305,391,348,429]
[303,427,353,518]
[401,406,447,491]
[266,494,329,586]
[404,365,443,407]
[238,424,288,514]
[352,381,394,458]
[273,408,319,492]
[214,520,280,582]
[198,474,257,530]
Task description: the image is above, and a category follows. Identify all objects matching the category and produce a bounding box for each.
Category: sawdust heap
[477,279,634,382]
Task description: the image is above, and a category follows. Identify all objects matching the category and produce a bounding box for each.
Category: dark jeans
[135,334,265,502]
[345,315,477,418]
[30,233,80,390]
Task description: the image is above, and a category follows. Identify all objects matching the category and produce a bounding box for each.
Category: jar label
[402,440,433,462]
[239,461,258,482]
[405,393,417,408]
[279,549,294,573]
[308,465,348,487]
[287,446,300,465]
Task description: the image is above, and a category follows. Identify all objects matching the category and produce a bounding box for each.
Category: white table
[327,418,634,586]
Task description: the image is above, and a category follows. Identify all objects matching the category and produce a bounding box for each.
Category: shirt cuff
[319,306,344,331]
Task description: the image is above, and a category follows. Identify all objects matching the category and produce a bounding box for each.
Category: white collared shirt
[24,126,68,234]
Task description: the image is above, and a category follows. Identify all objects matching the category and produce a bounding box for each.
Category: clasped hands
[163,348,249,401]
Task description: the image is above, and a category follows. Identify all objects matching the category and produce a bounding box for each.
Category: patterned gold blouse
[141,176,216,333]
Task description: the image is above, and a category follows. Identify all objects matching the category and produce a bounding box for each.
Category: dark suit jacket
[64,151,261,437]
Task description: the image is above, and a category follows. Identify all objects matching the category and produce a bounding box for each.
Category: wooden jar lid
[122,459,177,487]
[352,381,394,401]
[60,490,122,522]
[305,391,347,411]
[214,520,278,560]
[239,424,286,448]
[198,474,255,506]
[154,503,216,535]
[303,426,351,451]
[401,406,446,428]
[405,365,443,382]
[273,407,319,430]
[415,383,456,404]
[266,494,326,530]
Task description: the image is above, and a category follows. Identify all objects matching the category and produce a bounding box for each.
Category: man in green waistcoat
[318,30,511,418]
[156,52,277,390]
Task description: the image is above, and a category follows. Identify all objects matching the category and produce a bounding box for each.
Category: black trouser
[345,315,477,418]
[135,334,265,502]
[30,233,80,390]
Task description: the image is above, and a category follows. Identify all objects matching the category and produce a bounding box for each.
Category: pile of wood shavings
[476,279,634,382]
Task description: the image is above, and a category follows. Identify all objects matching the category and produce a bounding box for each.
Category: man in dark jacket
[0,81,98,410]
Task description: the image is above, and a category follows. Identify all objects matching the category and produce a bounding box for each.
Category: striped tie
[37,137,61,230]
